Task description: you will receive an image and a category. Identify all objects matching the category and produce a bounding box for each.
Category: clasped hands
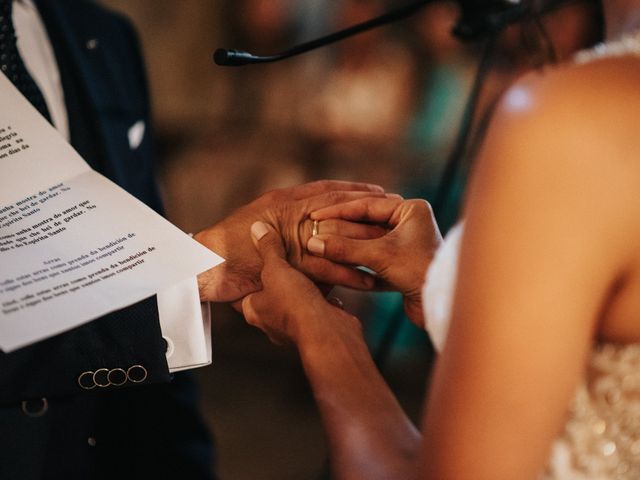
[194,180,442,346]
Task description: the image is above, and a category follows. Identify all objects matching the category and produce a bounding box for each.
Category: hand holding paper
[0,73,222,352]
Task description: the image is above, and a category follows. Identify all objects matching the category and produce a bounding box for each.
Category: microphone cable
[430,34,498,222]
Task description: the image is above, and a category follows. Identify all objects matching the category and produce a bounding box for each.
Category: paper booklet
[0,73,223,352]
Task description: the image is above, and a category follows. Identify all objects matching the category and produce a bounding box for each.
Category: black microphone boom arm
[213,0,431,66]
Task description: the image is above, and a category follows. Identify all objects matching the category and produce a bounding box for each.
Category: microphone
[213,49,271,67]
[213,0,432,66]
[213,0,587,67]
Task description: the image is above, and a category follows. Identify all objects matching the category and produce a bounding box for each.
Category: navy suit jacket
[0,1,214,478]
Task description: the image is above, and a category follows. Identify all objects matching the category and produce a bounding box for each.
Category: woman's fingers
[305,190,389,212]
[288,179,385,200]
[307,218,388,240]
[310,196,404,225]
[306,233,385,275]
[300,255,375,290]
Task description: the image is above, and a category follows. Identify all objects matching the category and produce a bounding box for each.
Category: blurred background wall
[94,1,593,479]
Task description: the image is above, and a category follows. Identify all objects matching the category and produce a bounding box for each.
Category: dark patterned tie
[0,0,51,121]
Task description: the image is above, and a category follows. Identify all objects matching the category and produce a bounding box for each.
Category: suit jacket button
[21,398,48,418]
[108,368,127,387]
[126,364,148,383]
[93,368,110,388]
[78,371,96,390]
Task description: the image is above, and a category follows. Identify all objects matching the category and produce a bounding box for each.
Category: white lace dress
[423,224,640,478]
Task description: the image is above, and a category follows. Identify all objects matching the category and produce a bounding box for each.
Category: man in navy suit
[0,1,383,478]
[0,1,216,478]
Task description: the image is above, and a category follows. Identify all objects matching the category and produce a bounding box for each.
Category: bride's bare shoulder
[492,55,640,136]
[470,56,640,342]
[469,53,640,261]
[477,55,640,182]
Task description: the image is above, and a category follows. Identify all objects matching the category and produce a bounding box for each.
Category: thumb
[250,221,287,264]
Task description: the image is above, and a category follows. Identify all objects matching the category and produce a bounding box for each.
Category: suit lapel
[32,0,161,212]
[34,0,116,113]
[33,0,118,176]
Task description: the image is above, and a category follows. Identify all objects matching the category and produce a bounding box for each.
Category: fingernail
[251,221,269,241]
[307,237,325,256]
[370,184,385,193]
[386,193,403,199]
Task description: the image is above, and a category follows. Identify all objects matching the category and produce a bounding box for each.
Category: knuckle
[323,219,338,236]
[410,199,433,216]
[314,179,330,190]
[260,189,277,201]
[423,198,433,210]
[244,310,256,325]
[323,190,340,203]
[363,200,373,219]
[329,238,346,260]
[243,300,257,324]
[267,187,289,202]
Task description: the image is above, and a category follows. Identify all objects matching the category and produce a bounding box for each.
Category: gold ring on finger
[312,219,319,237]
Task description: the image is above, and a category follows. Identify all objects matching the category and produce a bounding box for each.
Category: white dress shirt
[13,0,211,371]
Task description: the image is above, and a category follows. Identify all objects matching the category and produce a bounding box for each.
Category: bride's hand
[307,197,442,326]
[242,222,360,347]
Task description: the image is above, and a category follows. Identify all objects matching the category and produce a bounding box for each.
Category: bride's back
[477,50,640,344]
[563,53,640,345]
[424,40,640,479]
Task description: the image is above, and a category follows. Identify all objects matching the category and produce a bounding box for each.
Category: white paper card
[0,73,223,352]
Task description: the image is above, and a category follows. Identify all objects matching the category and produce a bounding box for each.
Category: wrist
[296,306,363,357]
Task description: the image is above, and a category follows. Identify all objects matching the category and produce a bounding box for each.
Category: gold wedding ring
[312,219,319,237]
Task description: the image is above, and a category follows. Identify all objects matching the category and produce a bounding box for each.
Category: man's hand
[194,180,387,303]
[241,221,357,346]
[306,197,442,326]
